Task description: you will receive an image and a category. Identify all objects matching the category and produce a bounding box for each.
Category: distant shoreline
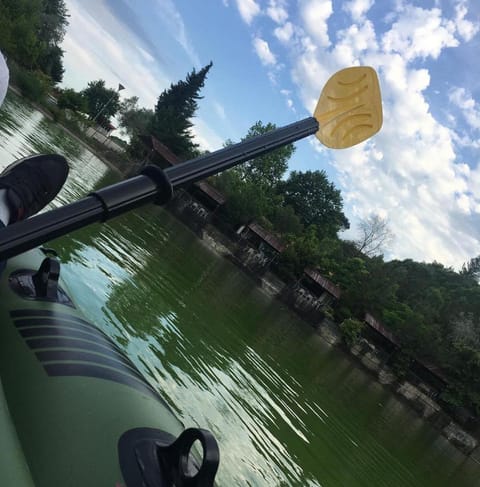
[7,85,124,177]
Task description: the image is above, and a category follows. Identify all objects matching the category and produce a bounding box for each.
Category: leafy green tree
[269,205,303,236]
[57,88,87,112]
[12,67,51,102]
[213,121,293,228]
[235,121,294,191]
[213,170,272,226]
[36,0,68,82]
[37,45,64,83]
[340,318,365,347]
[0,0,68,82]
[149,62,212,158]
[0,0,42,66]
[279,170,349,238]
[277,225,322,279]
[81,80,120,128]
[37,0,69,46]
[445,343,480,413]
[118,96,154,138]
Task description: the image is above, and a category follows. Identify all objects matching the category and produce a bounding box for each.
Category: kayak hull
[0,249,185,486]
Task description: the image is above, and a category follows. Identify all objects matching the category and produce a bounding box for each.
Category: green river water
[0,93,479,486]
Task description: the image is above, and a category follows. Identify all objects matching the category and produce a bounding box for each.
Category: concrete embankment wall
[349,339,479,455]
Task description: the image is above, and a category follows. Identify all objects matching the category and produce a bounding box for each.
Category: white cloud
[274,22,295,44]
[453,132,480,149]
[455,0,480,41]
[381,5,459,60]
[253,37,277,66]
[456,193,473,214]
[468,165,480,198]
[155,0,201,68]
[449,87,480,130]
[213,101,227,121]
[137,46,155,64]
[291,47,335,113]
[267,0,289,24]
[191,118,225,152]
[343,0,374,22]
[280,89,295,111]
[235,0,261,24]
[301,0,333,47]
[332,20,378,65]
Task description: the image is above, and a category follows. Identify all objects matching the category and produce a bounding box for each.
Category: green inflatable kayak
[0,248,219,486]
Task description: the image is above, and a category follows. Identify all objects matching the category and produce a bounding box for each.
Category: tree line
[0,0,68,91]
[2,1,480,417]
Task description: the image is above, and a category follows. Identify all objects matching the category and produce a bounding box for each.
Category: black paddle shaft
[0,117,318,261]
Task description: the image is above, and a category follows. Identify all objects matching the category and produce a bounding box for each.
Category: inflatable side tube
[0,378,35,486]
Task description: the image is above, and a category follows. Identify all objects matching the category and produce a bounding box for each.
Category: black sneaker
[0,154,69,223]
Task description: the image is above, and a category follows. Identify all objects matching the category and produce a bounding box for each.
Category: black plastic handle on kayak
[0,117,318,261]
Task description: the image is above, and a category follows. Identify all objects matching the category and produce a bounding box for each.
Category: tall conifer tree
[149,62,213,158]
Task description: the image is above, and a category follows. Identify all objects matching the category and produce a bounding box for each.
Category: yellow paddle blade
[314,66,382,149]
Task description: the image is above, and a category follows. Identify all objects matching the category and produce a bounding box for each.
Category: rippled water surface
[1,93,479,486]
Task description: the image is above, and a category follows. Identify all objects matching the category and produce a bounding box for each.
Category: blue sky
[61,0,480,269]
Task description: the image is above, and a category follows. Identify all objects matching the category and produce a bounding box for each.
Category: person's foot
[0,154,69,223]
